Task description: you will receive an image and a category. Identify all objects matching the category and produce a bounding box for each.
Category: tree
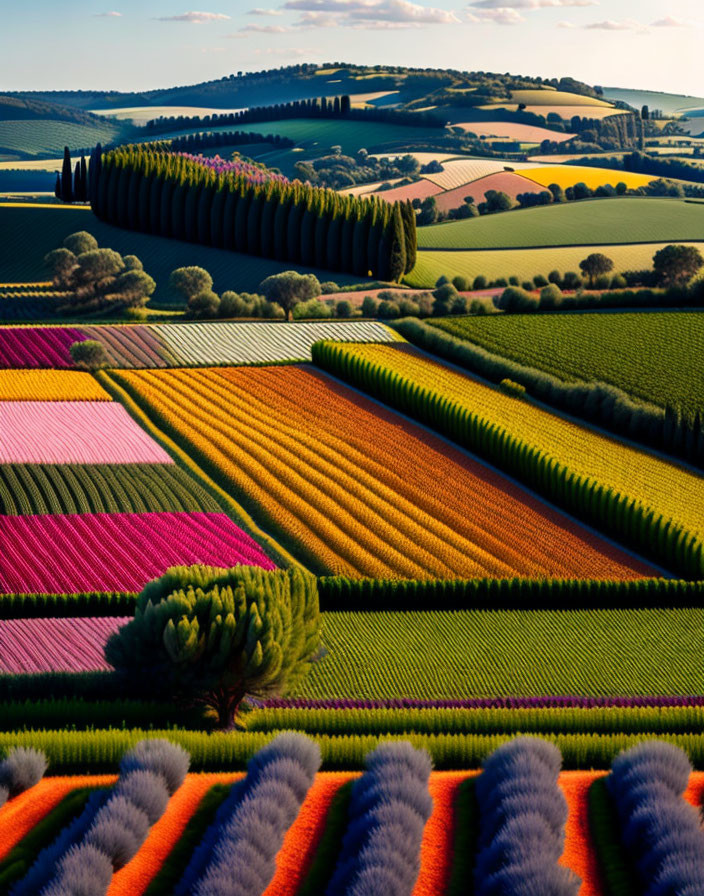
[259,270,320,321]
[187,289,221,319]
[60,146,73,203]
[69,339,110,370]
[105,565,321,729]
[64,231,98,255]
[652,244,704,285]
[44,247,78,289]
[335,299,353,318]
[432,282,458,316]
[579,252,614,287]
[387,204,407,283]
[169,267,214,303]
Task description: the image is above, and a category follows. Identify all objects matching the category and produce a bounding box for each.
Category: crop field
[107,364,655,580]
[431,312,704,416]
[0,463,223,514]
[0,119,121,156]
[0,205,365,303]
[366,179,443,204]
[521,165,656,190]
[405,241,704,286]
[433,172,542,211]
[455,120,576,143]
[313,343,704,560]
[509,89,613,108]
[0,617,125,673]
[0,369,111,401]
[416,197,704,249]
[0,511,274,592]
[0,326,85,367]
[420,158,537,190]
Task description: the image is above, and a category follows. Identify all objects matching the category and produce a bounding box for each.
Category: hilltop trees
[579,252,614,287]
[653,244,704,285]
[92,147,416,282]
[55,146,88,203]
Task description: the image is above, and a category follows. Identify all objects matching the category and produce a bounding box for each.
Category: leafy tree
[70,339,110,370]
[63,231,98,256]
[186,289,221,319]
[105,565,321,729]
[44,247,77,289]
[579,252,614,287]
[652,244,704,285]
[432,282,458,316]
[169,267,213,303]
[259,271,321,321]
[335,299,353,318]
[361,295,378,317]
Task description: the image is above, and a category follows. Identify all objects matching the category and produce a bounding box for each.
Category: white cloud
[247,6,284,13]
[466,7,525,24]
[470,0,596,7]
[284,0,459,28]
[239,23,292,31]
[651,15,684,27]
[583,18,644,30]
[156,10,231,23]
[93,10,122,15]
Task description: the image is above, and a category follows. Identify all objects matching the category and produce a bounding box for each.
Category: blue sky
[2,0,701,96]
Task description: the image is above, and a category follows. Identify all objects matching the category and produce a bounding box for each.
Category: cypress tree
[314,193,332,267]
[147,166,164,234]
[352,205,371,276]
[326,198,343,271]
[88,143,102,206]
[340,199,356,273]
[196,180,215,244]
[273,193,292,261]
[300,192,317,266]
[246,188,265,255]
[115,161,132,228]
[333,96,341,115]
[401,199,417,273]
[60,146,73,203]
[286,188,306,262]
[234,187,252,251]
[209,178,227,248]
[73,162,81,201]
[170,174,189,240]
[126,164,142,229]
[104,160,121,223]
[341,95,351,115]
[260,184,279,258]
[54,173,61,200]
[387,203,407,282]
[222,185,239,250]
[366,203,382,278]
[183,176,202,242]
[376,204,393,280]
[79,155,88,202]
[159,173,176,238]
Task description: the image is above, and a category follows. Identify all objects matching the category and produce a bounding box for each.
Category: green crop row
[0,698,206,731]
[2,729,704,771]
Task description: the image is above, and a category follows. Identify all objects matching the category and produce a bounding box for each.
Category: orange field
[111,365,652,580]
[560,771,605,896]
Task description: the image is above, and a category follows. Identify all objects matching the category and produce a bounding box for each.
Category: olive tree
[105,565,321,729]
[259,271,321,321]
[653,244,704,285]
[169,267,213,303]
[579,252,614,288]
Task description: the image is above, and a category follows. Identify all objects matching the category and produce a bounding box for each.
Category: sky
[1,0,702,97]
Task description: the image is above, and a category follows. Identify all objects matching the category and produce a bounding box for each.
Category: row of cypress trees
[55,146,88,203]
[90,146,417,281]
[311,340,704,580]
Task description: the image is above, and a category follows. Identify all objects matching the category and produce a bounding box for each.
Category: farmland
[405,241,704,287]
[416,197,704,249]
[431,311,704,416]
[520,165,656,190]
[0,119,121,157]
[107,364,653,580]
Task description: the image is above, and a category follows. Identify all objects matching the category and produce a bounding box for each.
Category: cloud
[583,18,643,30]
[254,45,316,55]
[470,0,596,7]
[284,0,460,27]
[466,7,525,24]
[651,15,684,27]
[93,10,122,15]
[155,10,231,23]
[247,6,284,13]
[239,23,292,31]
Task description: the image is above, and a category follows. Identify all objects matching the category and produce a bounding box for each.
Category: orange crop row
[111,365,646,580]
[107,772,243,896]
[0,775,117,862]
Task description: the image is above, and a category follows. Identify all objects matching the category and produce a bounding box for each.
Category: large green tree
[579,252,614,287]
[259,270,321,321]
[105,565,321,729]
[653,244,704,285]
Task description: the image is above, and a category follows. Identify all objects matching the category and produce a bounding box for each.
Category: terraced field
[432,312,704,416]
[108,365,653,580]
[416,197,704,249]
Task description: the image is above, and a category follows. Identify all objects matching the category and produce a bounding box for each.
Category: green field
[432,312,704,416]
[0,119,122,157]
[0,204,366,305]
[299,608,704,699]
[417,197,704,250]
[405,241,704,288]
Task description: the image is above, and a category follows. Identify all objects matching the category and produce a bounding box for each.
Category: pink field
[0,401,172,463]
[455,121,576,144]
[372,179,443,204]
[434,171,546,212]
[0,512,275,593]
[0,327,85,368]
[0,617,127,673]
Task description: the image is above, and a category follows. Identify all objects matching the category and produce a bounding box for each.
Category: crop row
[0,463,222,515]
[0,512,274,593]
[2,608,700,700]
[0,369,111,402]
[311,341,704,578]
[105,365,652,580]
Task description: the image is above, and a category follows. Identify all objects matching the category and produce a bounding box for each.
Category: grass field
[509,89,613,108]
[602,87,704,117]
[522,165,655,190]
[416,197,704,249]
[405,241,704,287]
[431,312,704,416]
[0,204,365,305]
[455,121,576,144]
[300,608,704,698]
[0,120,121,157]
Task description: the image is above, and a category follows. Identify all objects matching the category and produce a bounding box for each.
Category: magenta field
[0,402,173,463]
[0,616,126,673]
[0,511,275,592]
[0,327,85,368]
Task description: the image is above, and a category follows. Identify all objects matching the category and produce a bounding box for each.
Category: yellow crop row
[0,370,112,402]
[339,344,704,543]
[112,366,652,581]
[522,165,655,191]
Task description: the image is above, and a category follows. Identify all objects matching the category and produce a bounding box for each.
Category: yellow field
[109,366,650,580]
[329,343,704,544]
[509,89,613,108]
[522,166,655,190]
[0,369,112,401]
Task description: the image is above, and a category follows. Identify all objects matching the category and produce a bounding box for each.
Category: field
[521,165,656,190]
[0,205,366,304]
[431,312,704,416]
[0,119,121,157]
[106,364,652,580]
[406,241,704,286]
[454,121,576,143]
[0,369,111,400]
[416,197,704,249]
[509,89,613,108]
[602,87,704,117]
[419,158,537,190]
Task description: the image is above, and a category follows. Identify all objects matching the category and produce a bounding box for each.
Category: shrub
[361,296,378,317]
[169,267,213,303]
[63,232,98,256]
[0,746,47,803]
[378,300,401,319]
[69,340,110,371]
[41,843,113,896]
[540,283,563,309]
[293,298,332,319]
[452,275,470,291]
[499,378,526,398]
[532,274,548,288]
[186,289,221,319]
[473,276,487,290]
[115,769,170,825]
[335,300,353,318]
[320,281,339,294]
[497,287,539,313]
[119,738,189,795]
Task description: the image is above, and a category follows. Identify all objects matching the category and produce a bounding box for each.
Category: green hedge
[588,777,639,896]
[0,592,137,619]
[2,729,704,771]
[0,698,207,731]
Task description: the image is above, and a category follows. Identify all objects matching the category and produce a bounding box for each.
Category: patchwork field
[0,119,121,157]
[455,121,576,144]
[431,312,704,416]
[416,197,704,249]
[521,165,656,190]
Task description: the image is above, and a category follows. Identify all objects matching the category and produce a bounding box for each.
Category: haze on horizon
[1,0,701,99]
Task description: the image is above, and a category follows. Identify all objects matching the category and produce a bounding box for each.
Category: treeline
[168,130,295,153]
[395,317,704,470]
[143,95,444,135]
[90,146,417,281]
[569,151,704,185]
[311,340,704,579]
